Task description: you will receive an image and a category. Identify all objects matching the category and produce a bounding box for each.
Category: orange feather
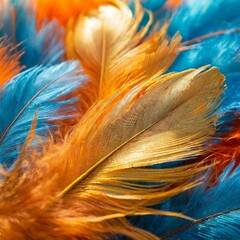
[0,38,22,89]
[66,0,180,101]
[34,0,116,27]
[206,115,240,185]
[164,0,183,10]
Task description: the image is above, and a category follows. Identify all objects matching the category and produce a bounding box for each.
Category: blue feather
[164,211,240,239]
[158,164,240,239]
[117,164,240,239]
[135,0,240,74]
[0,61,85,168]
[0,1,64,68]
[168,0,240,39]
[166,0,240,74]
[170,33,240,74]
[221,73,240,113]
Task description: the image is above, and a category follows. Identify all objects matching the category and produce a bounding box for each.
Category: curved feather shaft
[157,164,240,239]
[55,66,222,188]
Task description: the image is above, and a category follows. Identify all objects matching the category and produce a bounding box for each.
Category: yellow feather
[66,0,180,99]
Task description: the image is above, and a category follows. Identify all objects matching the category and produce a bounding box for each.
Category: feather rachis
[158,164,240,239]
[43,66,224,200]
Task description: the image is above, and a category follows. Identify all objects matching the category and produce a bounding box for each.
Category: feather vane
[66,0,180,99]
[0,0,64,68]
[159,164,240,239]
[0,61,86,168]
[0,65,224,239]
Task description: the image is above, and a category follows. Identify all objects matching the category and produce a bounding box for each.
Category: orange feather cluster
[35,0,115,27]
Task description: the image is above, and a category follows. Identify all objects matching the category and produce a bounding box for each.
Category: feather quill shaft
[162,207,240,239]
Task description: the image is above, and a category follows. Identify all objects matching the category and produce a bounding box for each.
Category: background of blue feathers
[0,0,240,239]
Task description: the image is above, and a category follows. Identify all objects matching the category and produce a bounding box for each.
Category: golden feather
[0,65,224,239]
[66,0,180,99]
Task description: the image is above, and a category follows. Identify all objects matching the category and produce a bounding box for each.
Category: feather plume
[0,61,86,168]
[0,65,224,239]
[66,0,180,103]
